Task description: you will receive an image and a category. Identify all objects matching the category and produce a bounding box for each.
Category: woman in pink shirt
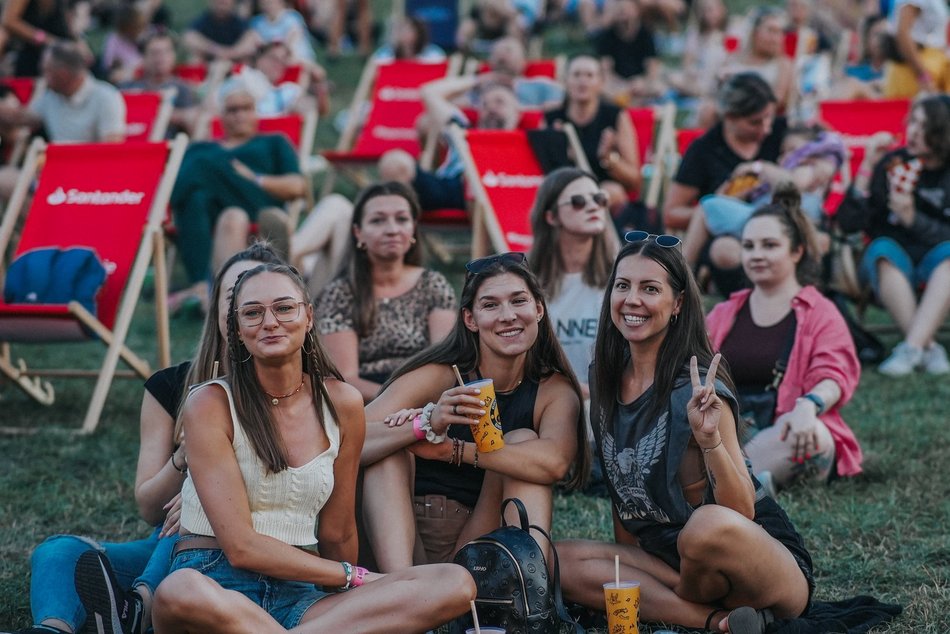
[706,184,863,492]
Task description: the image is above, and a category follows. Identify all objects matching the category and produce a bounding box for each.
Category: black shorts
[637,496,815,614]
[412,169,465,211]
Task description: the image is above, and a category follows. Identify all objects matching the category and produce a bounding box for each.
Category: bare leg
[906,260,950,349]
[361,450,416,572]
[212,207,251,277]
[152,569,284,634]
[875,259,916,334]
[557,539,714,628]
[708,235,742,271]
[676,505,809,619]
[289,194,354,294]
[743,422,836,487]
[682,208,710,268]
[296,564,475,633]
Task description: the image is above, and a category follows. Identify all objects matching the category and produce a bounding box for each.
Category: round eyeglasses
[623,230,682,248]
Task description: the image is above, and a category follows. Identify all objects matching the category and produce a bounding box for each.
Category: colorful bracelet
[412,414,426,440]
[352,566,368,588]
[340,561,353,589]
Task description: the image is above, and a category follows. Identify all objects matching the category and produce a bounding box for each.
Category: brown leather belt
[413,494,472,519]
[173,535,222,556]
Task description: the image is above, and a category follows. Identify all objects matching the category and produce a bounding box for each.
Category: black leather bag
[449,498,584,634]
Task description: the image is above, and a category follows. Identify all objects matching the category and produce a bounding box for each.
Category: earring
[302,331,316,355]
[356,241,366,250]
[670,314,678,325]
[241,350,252,362]
[410,237,417,245]
[537,315,542,322]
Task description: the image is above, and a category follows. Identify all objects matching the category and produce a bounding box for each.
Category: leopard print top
[315,269,456,379]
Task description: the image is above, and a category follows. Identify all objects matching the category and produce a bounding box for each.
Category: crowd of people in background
[1,0,945,631]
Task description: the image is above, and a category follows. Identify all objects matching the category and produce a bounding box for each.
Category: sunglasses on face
[557,191,609,211]
[236,300,306,327]
[465,251,527,275]
[624,230,682,248]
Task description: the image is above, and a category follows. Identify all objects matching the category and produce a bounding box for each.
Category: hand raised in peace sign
[687,353,723,450]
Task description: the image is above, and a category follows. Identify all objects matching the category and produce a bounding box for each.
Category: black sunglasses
[465,251,527,274]
[624,230,681,248]
[557,191,609,211]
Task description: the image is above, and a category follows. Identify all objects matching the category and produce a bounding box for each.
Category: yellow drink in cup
[466,378,504,452]
[603,581,640,634]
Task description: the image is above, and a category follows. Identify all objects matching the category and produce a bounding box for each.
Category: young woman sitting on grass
[150,263,474,633]
[10,244,283,634]
[557,234,813,634]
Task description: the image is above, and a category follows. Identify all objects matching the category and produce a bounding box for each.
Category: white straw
[211,360,220,379]
[615,554,620,588]
[470,600,480,634]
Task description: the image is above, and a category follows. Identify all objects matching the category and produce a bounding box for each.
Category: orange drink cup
[603,581,640,634]
[466,378,504,452]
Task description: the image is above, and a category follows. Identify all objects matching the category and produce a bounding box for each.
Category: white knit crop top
[180,379,340,546]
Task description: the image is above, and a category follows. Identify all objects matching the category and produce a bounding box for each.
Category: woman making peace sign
[557,233,814,634]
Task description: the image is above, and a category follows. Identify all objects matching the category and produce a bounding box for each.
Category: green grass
[2,1,948,631]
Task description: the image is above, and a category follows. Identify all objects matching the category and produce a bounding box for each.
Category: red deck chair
[470,56,566,81]
[817,98,910,179]
[448,126,547,254]
[174,63,210,83]
[0,77,38,104]
[321,58,458,192]
[121,89,175,142]
[1,77,45,165]
[0,135,186,434]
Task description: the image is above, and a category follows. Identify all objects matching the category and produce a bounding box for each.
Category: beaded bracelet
[473,446,480,469]
[340,561,353,589]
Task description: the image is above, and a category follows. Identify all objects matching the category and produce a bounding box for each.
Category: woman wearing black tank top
[361,253,589,572]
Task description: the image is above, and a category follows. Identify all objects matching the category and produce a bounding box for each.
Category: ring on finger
[453,404,459,415]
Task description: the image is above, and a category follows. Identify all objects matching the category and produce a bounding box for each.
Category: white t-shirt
[546,272,604,386]
[889,0,949,49]
[30,75,126,142]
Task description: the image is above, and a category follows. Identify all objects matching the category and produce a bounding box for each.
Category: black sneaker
[74,550,144,634]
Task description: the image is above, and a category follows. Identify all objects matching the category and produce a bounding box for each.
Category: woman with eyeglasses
[313,182,457,403]
[706,184,863,494]
[557,232,814,634]
[150,262,475,633]
[359,253,589,572]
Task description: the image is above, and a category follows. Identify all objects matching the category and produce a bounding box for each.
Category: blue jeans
[860,237,950,295]
[169,546,329,628]
[30,527,177,630]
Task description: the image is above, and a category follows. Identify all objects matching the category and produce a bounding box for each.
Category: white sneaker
[923,343,950,375]
[878,342,924,376]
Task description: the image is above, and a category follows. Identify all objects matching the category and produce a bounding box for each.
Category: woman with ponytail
[706,184,864,492]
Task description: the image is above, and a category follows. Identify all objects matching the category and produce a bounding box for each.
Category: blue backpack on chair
[4,246,107,317]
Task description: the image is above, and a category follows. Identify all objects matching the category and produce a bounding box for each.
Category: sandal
[723,606,775,633]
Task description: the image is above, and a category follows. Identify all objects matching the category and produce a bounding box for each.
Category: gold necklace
[263,375,305,406]
[496,377,524,394]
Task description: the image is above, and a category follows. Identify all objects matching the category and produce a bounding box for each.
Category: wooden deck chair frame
[121,87,177,142]
[461,55,566,82]
[6,78,46,167]
[0,135,186,434]
[322,56,463,196]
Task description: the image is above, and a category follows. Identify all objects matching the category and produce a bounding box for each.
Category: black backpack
[449,498,584,634]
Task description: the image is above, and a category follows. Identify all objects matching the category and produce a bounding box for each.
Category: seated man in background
[0,40,126,200]
[120,31,200,136]
[167,78,306,314]
[182,0,249,61]
[378,73,520,212]
[595,0,666,105]
[472,36,564,110]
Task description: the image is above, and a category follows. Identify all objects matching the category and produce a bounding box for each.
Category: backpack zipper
[468,537,531,617]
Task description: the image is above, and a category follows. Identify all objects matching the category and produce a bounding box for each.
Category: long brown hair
[226,263,343,473]
[527,167,617,298]
[174,243,284,442]
[592,240,737,432]
[385,257,590,489]
[345,182,424,337]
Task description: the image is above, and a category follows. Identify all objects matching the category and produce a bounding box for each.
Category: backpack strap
[500,497,530,531]
[529,523,586,634]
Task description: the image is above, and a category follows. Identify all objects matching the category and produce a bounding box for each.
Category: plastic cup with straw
[465,600,506,634]
[603,554,641,634]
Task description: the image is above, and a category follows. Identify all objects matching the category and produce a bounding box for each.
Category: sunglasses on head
[557,191,609,211]
[465,251,527,275]
[624,230,682,248]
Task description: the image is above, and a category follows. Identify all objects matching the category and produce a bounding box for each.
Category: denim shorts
[169,547,330,628]
[860,237,950,294]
